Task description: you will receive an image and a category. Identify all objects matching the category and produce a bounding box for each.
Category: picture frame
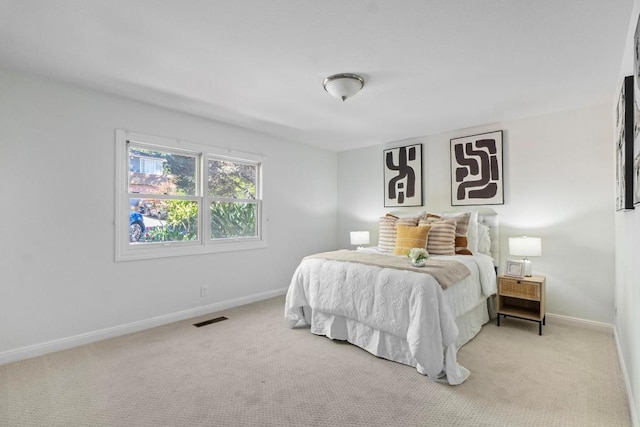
[450,130,504,206]
[383,144,423,207]
[633,14,640,206]
[615,76,635,211]
[505,260,525,277]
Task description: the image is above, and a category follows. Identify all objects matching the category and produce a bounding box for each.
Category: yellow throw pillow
[394,224,431,256]
[378,216,420,253]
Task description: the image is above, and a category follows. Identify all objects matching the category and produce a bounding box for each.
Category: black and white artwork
[633,15,640,206]
[383,144,423,207]
[616,76,634,211]
[450,130,504,206]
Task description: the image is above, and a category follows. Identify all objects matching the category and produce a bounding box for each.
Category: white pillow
[466,211,479,253]
[477,222,492,255]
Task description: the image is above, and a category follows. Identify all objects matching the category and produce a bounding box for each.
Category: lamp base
[523,259,532,276]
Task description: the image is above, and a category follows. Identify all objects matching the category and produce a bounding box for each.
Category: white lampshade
[350,231,370,246]
[323,73,365,101]
[509,236,541,276]
[509,236,542,257]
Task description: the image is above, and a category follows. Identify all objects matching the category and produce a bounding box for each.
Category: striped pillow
[394,224,431,256]
[378,215,419,253]
[420,218,456,255]
[426,212,472,255]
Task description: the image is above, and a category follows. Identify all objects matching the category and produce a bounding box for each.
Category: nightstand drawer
[498,278,540,301]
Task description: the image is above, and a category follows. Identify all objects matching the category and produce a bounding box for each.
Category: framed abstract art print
[450,130,504,206]
[616,76,635,211]
[383,144,423,207]
[633,14,640,206]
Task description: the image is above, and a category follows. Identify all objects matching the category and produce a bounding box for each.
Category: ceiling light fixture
[323,73,365,101]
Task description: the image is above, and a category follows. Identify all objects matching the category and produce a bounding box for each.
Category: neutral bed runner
[304,250,470,289]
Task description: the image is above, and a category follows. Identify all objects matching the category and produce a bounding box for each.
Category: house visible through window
[115,130,266,261]
[140,157,165,175]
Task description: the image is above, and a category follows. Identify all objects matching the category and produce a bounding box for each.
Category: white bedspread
[284,252,496,385]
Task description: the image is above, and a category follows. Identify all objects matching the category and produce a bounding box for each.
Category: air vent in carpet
[193,316,228,327]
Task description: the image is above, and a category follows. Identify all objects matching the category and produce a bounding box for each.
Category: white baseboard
[545,312,614,334]
[614,327,639,427]
[0,287,288,366]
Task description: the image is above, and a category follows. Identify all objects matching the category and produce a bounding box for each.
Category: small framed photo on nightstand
[505,260,525,277]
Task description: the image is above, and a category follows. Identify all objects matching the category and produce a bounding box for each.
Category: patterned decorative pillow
[419,218,456,255]
[378,215,419,253]
[394,224,431,256]
[426,212,472,255]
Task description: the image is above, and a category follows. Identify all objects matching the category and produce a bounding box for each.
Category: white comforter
[284,251,496,385]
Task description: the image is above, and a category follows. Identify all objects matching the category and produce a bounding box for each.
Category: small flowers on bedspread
[408,248,429,266]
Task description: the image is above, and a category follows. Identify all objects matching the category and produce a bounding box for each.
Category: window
[208,159,259,239]
[115,130,266,261]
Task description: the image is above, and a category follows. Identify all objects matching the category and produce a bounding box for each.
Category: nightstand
[496,274,546,335]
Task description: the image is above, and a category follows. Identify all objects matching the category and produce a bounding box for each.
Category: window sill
[115,239,268,262]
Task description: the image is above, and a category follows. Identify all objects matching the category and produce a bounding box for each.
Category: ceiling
[0,1,634,152]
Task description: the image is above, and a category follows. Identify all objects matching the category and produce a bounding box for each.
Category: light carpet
[0,296,631,426]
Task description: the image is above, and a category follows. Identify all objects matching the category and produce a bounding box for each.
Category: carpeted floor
[0,296,632,426]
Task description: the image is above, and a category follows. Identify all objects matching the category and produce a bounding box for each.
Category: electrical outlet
[200,285,208,297]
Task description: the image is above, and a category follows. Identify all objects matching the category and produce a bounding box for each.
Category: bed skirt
[303,299,490,385]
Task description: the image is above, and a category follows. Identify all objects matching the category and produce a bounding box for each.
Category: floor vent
[193,316,228,328]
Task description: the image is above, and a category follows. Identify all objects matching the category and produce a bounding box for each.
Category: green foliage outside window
[142,200,198,242]
[164,153,196,195]
[210,202,257,239]
[208,160,256,199]
[209,159,258,239]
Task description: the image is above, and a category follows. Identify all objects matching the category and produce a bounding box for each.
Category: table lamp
[350,231,370,249]
[508,236,542,276]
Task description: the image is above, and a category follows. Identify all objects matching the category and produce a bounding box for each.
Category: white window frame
[115,129,267,261]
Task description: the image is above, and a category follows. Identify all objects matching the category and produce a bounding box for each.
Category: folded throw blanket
[304,250,470,289]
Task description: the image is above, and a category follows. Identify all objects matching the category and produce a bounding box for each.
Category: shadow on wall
[501,209,614,322]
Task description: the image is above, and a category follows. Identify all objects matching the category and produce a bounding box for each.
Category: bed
[284,211,498,385]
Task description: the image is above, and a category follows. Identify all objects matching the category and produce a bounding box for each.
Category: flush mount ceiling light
[323,73,365,101]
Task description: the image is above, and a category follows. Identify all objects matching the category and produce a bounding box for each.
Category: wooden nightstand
[497,274,546,335]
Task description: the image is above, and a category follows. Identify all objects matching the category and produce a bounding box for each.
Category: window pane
[129,146,197,196]
[208,160,256,199]
[210,202,257,239]
[129,199,199,243]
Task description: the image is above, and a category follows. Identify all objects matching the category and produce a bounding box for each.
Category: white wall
[615,1,640,425]
[0,70,338,360]
[338,104,614,324]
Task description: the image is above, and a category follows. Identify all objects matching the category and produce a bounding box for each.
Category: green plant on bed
[407,247,428,263]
